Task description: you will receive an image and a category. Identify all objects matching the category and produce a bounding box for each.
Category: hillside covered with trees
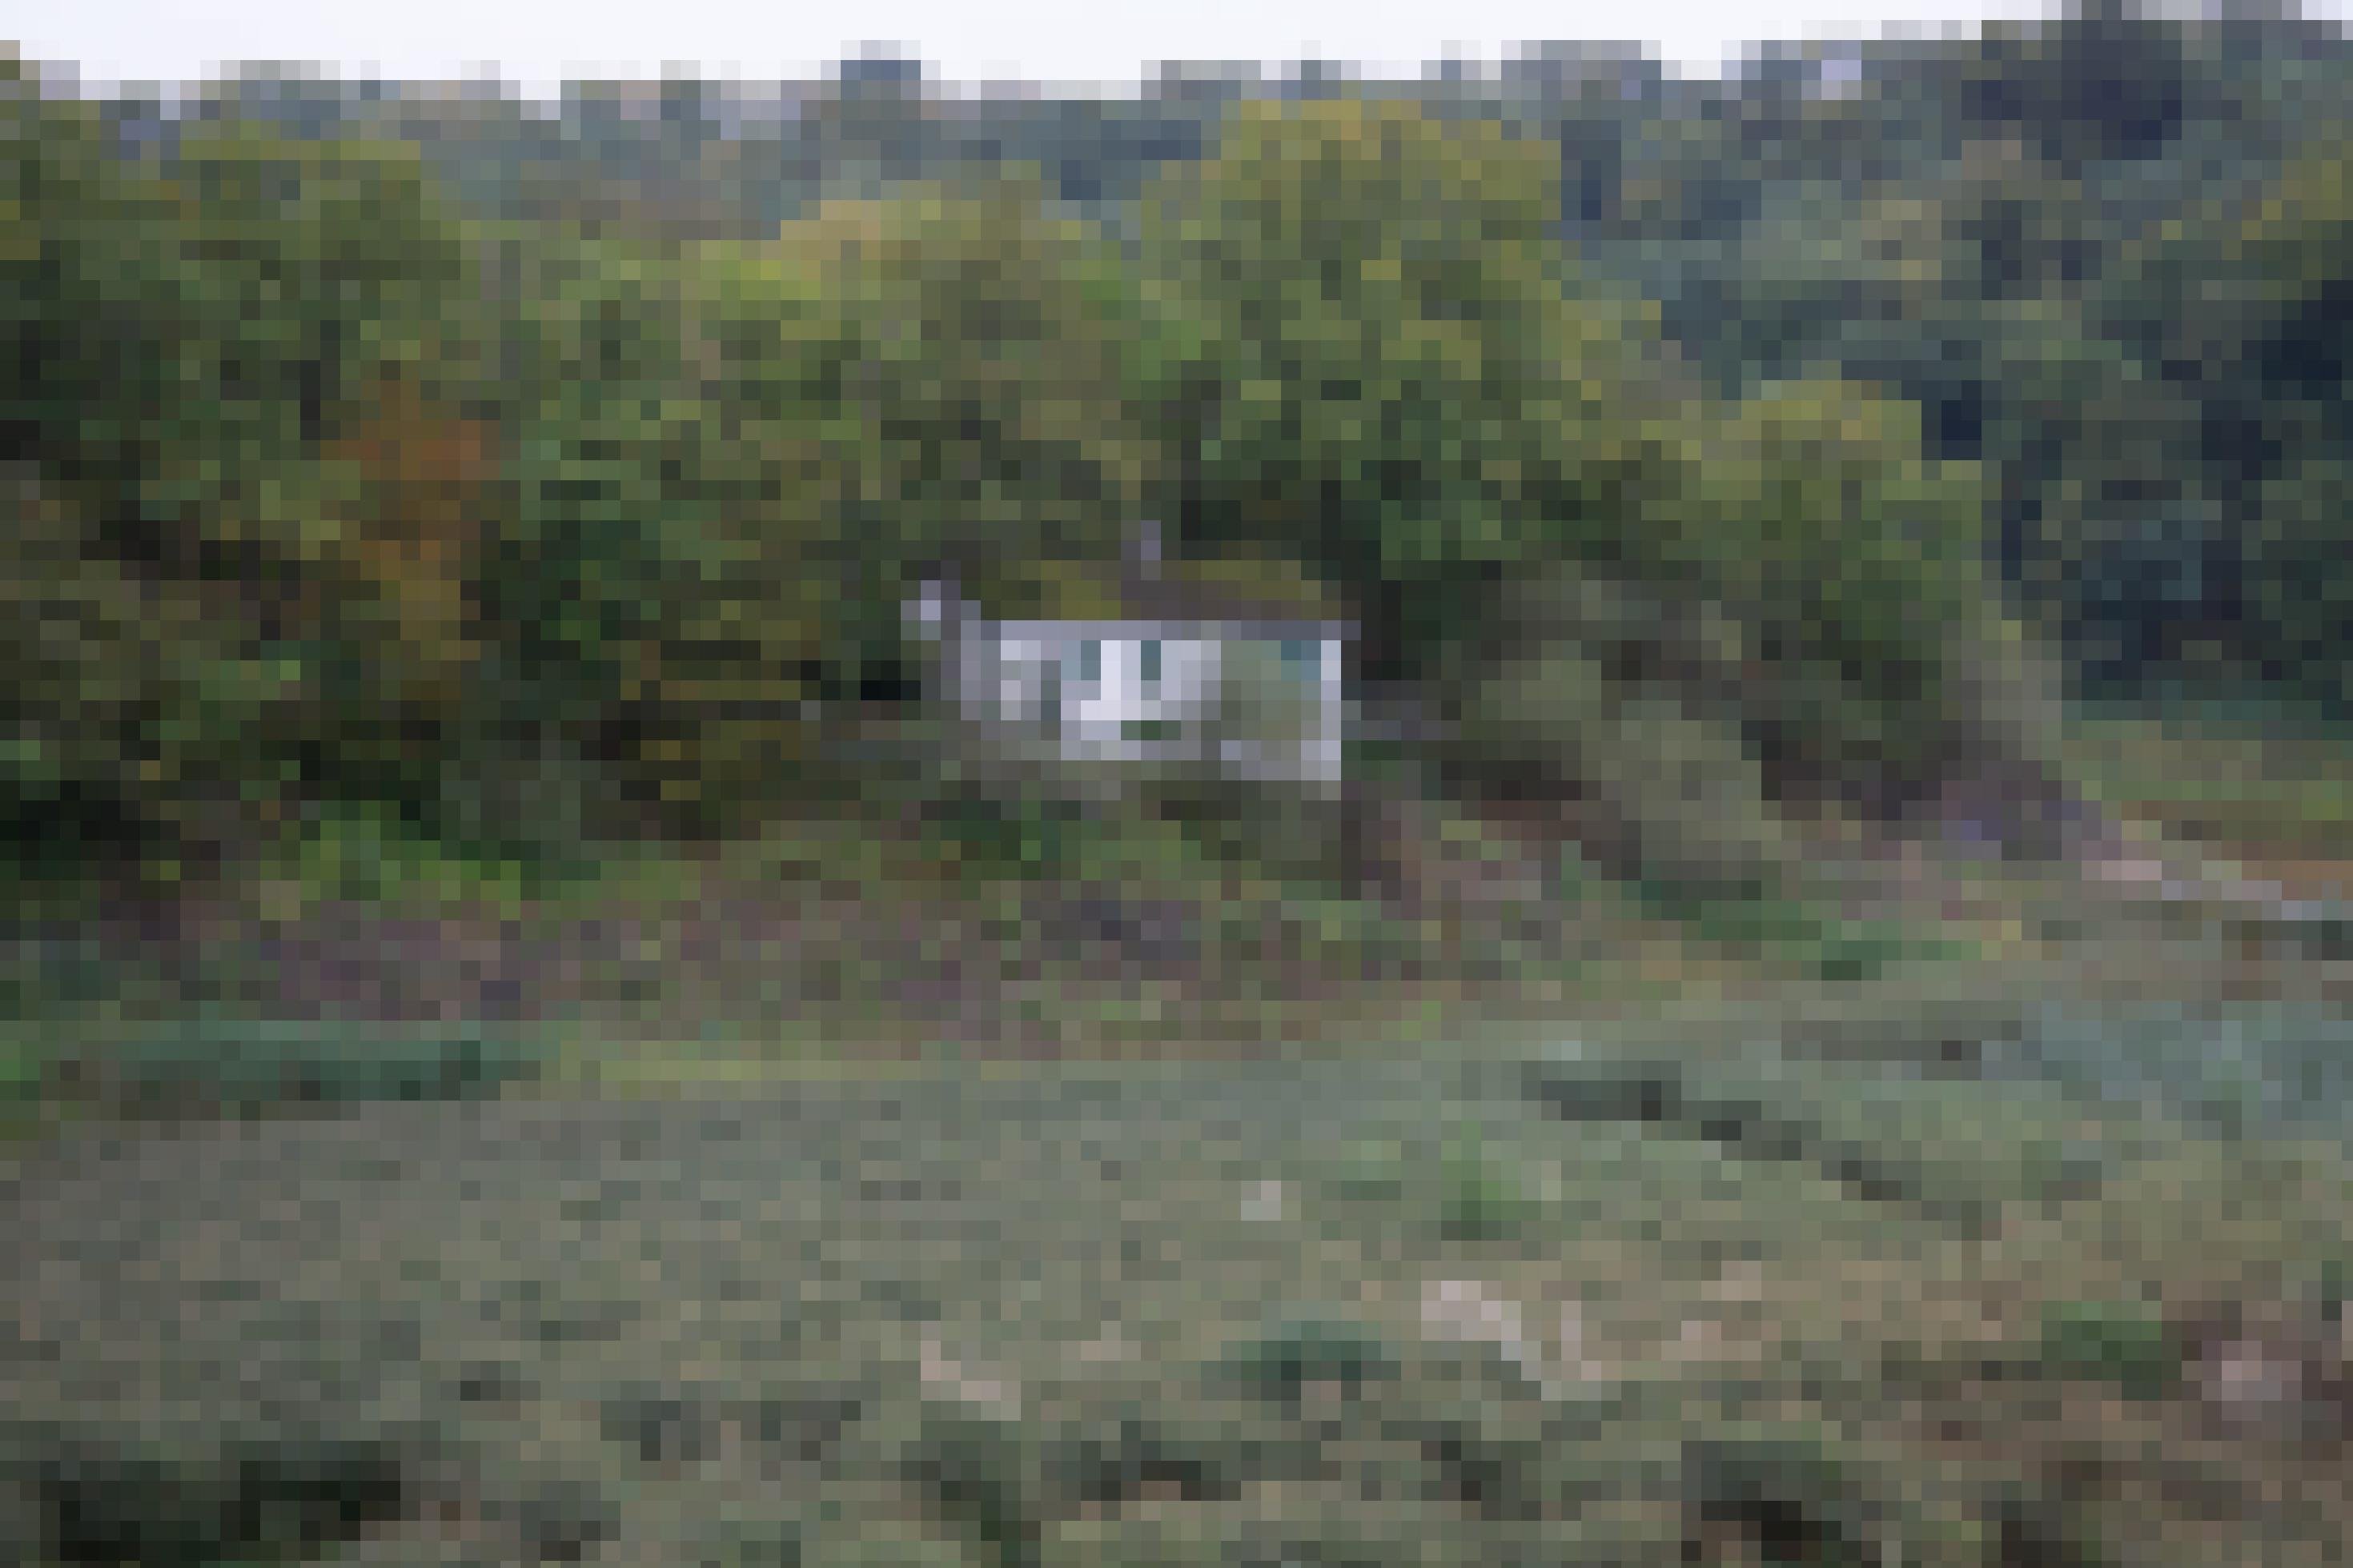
[9,2,2353,967]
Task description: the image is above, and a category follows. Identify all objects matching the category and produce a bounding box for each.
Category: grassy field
[2063,698,2353,865]
[9,985,2353,1566]
[7,725,2353,1566]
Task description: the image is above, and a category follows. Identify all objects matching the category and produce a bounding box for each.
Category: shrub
[1435,1129,1540,1242]
[1681,1427,1893,1568]
[2035,1298,2179,1403]
[68,1018,546,1117]
[1208,1313,1401,1411]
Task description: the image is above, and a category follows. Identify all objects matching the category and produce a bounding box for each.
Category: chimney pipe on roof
[1129,518,1162,577]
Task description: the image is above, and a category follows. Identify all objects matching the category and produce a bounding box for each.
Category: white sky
[14,0,2135,99]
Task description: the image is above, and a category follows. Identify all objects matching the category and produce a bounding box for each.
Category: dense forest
[8,0,2353,925]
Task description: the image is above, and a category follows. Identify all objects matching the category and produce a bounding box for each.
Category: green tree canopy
[1138,97,1683,680]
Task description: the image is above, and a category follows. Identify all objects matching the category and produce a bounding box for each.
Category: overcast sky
[14,0,2175,98]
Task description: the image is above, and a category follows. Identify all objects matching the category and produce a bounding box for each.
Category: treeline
[5,3,2350,910]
